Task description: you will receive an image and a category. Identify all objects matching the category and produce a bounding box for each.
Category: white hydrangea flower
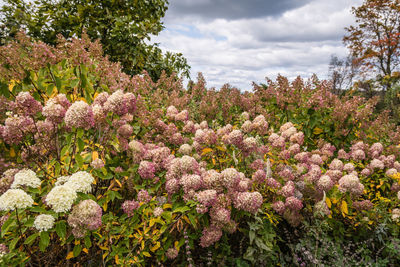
[178,144,192,155]
[33,214,55,232]
[54,176,70,186]
[153,207,164,217]
[64,171,94,193]
[392,208,400,222]
[0,189,34,211]
[45,185,77,213]
[11,169,41,189]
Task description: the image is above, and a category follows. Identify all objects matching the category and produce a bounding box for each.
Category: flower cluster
[67,199,102,238]
[0,189,34,211]
[64,100,94,129]
[45,185,77,213]
[33,214,55,232]
[11,169,41,189]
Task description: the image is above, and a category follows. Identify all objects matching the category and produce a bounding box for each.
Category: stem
[55,123,60,161]
[68,130,78,173]
[15,208,34,266]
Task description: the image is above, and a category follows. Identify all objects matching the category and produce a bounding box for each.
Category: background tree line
[329,0,400,123]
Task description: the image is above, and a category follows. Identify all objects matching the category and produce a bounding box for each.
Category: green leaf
[77,128,84,138]
[84,236,92,248]
[1,216,14,237]
[75,154,84,168]
[24,233,39,245]
[172,206,191,213]
[55,76,62,90]
[56,221,67,239]
[73,244,82,257]
[46,84,55,95]
[70,79,80,88]
[161,211,172,222]
[60,145,70,158]
[29,206,47,213]
[55,162,61,176]
[249,231,255,244]
[9,237,19,251]
[77,138,85,152]
[39,231,50,251]
[0,82,10,98]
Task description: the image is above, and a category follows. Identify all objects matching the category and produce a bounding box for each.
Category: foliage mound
[0,33,400,266]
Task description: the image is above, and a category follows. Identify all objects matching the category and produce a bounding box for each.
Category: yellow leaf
[216,145,226,152]
[174,241,179,249]
[163,203,172,209]
[102,252,109,260]
[313,127,323,135]
[115,179,122,188]
[201,148,213,155]
[9,148,16,157]
[141,240,145,250]
[149,218,156,228]
[66,251,74,260]
[341,200,348,215]
[99,246,109,251]
[82,248,89,254]
[75,240,80,245]
[115,255,119,264]
[142,251,151,257]
[182,215,190,224]
[150,242,160,252]
[92,151,99,160]
[103,202,107,212]
[325,197,332,209]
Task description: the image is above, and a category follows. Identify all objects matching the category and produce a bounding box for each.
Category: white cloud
[152,0,363,90]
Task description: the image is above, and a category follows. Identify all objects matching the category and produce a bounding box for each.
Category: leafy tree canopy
[0,0,190,81]
[343,0,400,85]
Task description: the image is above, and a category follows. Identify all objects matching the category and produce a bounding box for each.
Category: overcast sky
[151,0,363,91]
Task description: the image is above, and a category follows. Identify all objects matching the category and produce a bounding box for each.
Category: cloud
[166,0,312,20]
[152,0,364,90]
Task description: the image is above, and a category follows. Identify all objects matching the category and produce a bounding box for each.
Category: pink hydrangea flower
[272,201,285,215]
[285,196,303,211]
[252,169,266,183]
[289,131,304,145]
[200,226,222,247]
[64,100,94,129]
[137,190,152,203]
[90,158,104,169]
[234,191,263,213]
[166,247,179,259]
[329,159,343,171]
[196,189,217,207]
[122,200,139,217]
[138,161,156,179]
[68,199,102,238]
[15,92,42,116]
[370,159,384,170]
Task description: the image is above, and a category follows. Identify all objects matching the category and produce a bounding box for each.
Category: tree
[343,0,400,90]
[328,54,360,93]
[0,0,190,81]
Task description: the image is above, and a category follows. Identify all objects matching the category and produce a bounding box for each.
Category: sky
[151,0,363,91]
